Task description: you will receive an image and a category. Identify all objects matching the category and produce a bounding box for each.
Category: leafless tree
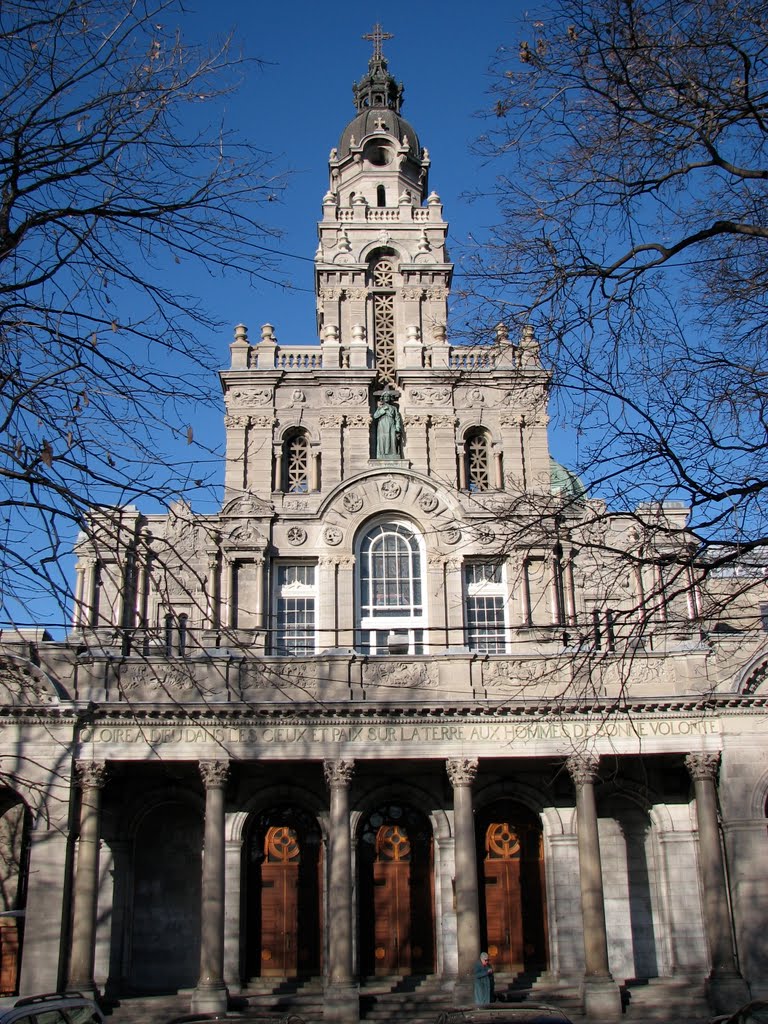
[0,0,281,627]
[466,0,768,616]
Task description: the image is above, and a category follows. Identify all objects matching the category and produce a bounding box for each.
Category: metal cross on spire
[362,23,394,62]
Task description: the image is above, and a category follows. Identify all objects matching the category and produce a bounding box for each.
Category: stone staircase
[359,973,455,1023]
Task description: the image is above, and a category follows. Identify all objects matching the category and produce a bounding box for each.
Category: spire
[353,23,404,114]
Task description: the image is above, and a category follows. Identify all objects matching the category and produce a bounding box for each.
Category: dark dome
[338,108,420,161]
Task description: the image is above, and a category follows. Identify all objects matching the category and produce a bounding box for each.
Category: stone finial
[337,228,352,253]
[399,190,412,206]
[417,229,431,253]
[260,323,276,343]
[233,324,248,345]
[432,323,447,344]
[322,190,336,204]
[427,191,441,205]
[323,324,340,343]
[351,323,367,343]
[494,322,510,344]
[406,325,421,342]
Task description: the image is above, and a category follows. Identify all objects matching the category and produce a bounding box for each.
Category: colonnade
[67,752,745,1022]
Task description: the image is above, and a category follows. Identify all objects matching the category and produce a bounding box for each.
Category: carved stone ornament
[199,759,230,788]
[324,525,343,546]
[418,492,439,513]
[286,526,307,546]
[446,757,478,787]
[224,415,249,429]
[342,491,364,513]
[75,761,108,790]
[223,492,273,517]
[0,658,59,705]
[291,389,306,404]
[226,522,265,549]
[120,663,200,696]
[250,414,273,428]
[325,387,367,406]
[444,526,461,545]
[366,661,438,690]
[320,414,344,429]
[684,751,721,782]
[565,753,601,788]
[380,477,402,500]
[324,759,355,787]
[477,525,496,546]
[229,387,272,407]
[347,414,370,428]
[409,387,451,406]
[284,499,309,511]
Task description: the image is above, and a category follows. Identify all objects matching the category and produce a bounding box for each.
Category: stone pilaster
[324,759,358,1024]
[446,757,480,1003]
[69,760,108,994]
[192,760,230,1013]
[566,754,621,1022]
[684,753,749,1013]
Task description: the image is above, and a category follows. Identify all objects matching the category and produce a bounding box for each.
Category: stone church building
[0,30,766,1024]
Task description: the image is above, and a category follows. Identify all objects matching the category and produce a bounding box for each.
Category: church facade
[0,32,767,1024]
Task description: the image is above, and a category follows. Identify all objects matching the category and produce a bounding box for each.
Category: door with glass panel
[356,521,427,654]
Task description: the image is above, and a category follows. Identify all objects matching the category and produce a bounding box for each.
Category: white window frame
[272,562,317,656]
[355,519,428,655]
[464,560,508,653]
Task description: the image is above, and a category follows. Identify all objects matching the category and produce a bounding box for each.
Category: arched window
[368,253,397,386]
[356,520,426,655]
[284,432,309,493]
[465,429,491,491]
[376,184,386,207]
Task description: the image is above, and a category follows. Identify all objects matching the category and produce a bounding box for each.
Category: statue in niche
[373,390,403,459]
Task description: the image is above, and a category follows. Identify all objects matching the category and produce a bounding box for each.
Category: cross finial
[363,23,394,62]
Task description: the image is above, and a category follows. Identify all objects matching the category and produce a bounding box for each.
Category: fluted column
[324,759,358,1024]
[447,757,480,1001]
[192,760,229,1013]
[684,753,748,1011]
[68,760,108,993]
[566,754,621,1021]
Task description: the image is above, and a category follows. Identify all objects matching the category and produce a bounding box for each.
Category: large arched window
[356,520,426,655]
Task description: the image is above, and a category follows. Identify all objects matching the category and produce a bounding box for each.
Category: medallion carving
[286,526,307,546]
[342,491,364,513]
[418,492,439,513]
[323,525,343,546]
[444,526,461,545]
[380,477,402,500]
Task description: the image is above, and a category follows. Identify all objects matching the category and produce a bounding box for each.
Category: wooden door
[483,822,524,971]
[373,825,411,974]
[260,826,299,977]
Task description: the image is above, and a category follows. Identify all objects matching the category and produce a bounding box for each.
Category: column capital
[75,760,108,790]
[199,760,230,789]
[446,757,478,787]
[324,758,355,788]
[566,752,601,788]
[684,751,721,783]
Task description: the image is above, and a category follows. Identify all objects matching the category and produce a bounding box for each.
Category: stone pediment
[0,656,65,706]
[221,492,274,519]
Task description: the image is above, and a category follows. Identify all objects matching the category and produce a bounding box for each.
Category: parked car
[165,1014,306,1024]
[711,1002,768,1024]
[436,1009,574,1024]
[0,992,104,1024]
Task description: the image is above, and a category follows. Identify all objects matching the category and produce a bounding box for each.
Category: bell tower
[315,26,452,383]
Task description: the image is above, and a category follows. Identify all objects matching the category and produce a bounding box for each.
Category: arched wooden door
[247,808,322,979]
[479,803,547,973]
[359,805,434,977]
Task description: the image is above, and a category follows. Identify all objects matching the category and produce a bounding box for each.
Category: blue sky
[178,0,531,351]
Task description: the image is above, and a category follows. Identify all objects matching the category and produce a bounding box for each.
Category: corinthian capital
[565,753,601,789]
[684,751,721,783]
[75,760,108,790]
[199,759,230,789]
[446,757,478,787]
[324,759,355,788]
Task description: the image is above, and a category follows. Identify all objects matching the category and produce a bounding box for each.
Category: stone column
[684,753,748,1012]
[192,760,230,1013]
[324,759,358,1024]
[68,760,108,994]
[446,757,480,1003]
[566,754,621,1022]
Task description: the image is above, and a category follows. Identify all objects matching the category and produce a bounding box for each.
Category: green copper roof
[550,457,587,502]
